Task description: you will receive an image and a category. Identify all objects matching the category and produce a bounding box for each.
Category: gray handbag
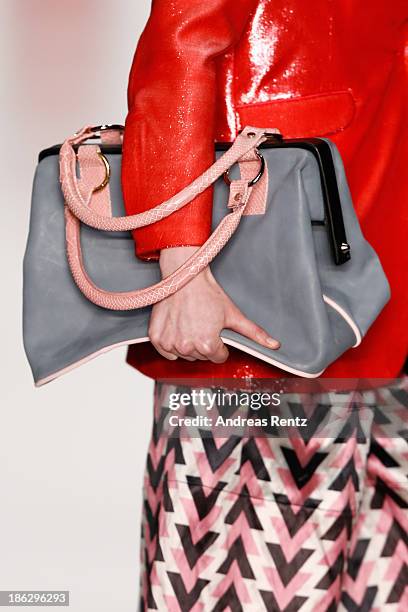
[23,124,390,385]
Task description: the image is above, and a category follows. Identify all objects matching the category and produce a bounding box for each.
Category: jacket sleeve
[121,0,257,260]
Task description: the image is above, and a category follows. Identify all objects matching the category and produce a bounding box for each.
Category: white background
[1,2,154,610]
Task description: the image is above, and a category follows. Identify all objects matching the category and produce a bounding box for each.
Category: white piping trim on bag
[36,337,325,387]
[35,297,361,386]
[323,295,362,347]
[222,339,325,378]
[35,337,150,387]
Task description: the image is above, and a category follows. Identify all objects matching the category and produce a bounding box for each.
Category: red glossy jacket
[121,0,408,381]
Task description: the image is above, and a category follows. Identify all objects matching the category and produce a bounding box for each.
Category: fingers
[148,325,176,360]
[150,333,229,363]
[149,301,278,363]
[226,305,280,350]
[171,340,206,362]
[194,338,229,364]
[150,339,178,360]
[148,325,201,361]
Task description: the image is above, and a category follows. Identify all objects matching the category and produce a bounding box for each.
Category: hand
[148,246,280,362]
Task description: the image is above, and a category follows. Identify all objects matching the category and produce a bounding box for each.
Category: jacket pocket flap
[237,90,356,138]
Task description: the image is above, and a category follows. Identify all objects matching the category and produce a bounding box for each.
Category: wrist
[159,246,201,277]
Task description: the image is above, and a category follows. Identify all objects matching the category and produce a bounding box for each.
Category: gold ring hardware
[92,151,111,193]
[223,150,265,187]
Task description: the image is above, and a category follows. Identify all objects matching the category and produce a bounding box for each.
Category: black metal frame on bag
[39,134,351,265]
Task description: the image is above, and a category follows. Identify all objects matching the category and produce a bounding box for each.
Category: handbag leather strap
[60,125,278,310]
[60,125,273,230]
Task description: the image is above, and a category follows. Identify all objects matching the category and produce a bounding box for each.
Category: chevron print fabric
[139,381,408,611]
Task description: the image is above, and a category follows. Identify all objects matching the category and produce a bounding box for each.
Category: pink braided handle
[61,125,279,310]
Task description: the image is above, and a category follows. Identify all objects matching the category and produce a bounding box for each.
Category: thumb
[226,304,280,350]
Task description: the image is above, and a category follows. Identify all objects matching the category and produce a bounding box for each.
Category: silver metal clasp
[263,132,283,144]
[223,150,265,187]
[89,124,125,134]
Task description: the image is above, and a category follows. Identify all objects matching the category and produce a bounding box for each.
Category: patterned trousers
[140,380,408,611]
